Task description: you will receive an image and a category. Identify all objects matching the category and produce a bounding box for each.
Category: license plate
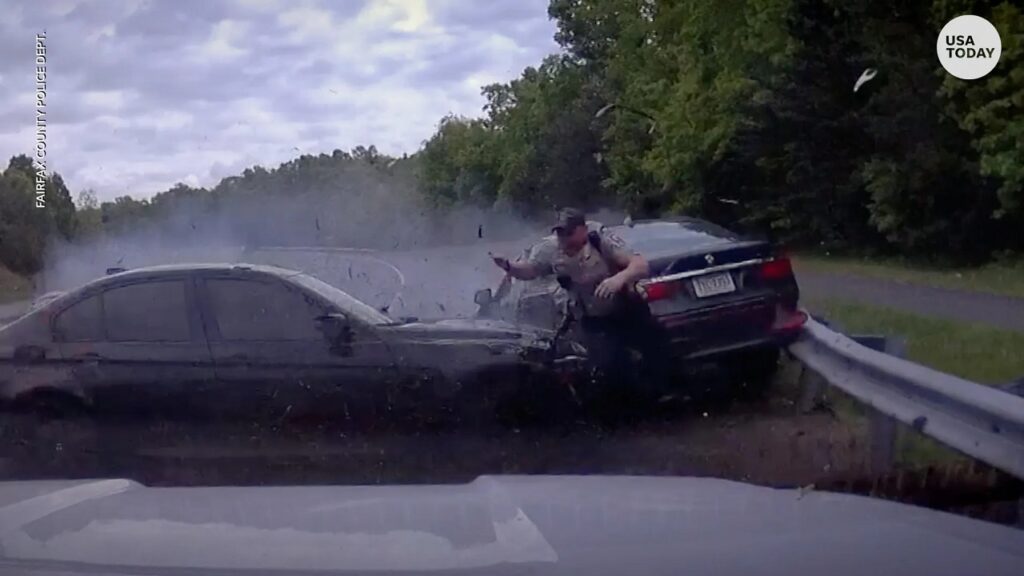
[692,272,736,298]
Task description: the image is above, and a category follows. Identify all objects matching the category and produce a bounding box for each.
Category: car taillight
[639,280,678,302]
[772,306,808,332]
[760,257,793,281]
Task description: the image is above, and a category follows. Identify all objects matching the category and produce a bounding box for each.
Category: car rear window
[613,221,738,253]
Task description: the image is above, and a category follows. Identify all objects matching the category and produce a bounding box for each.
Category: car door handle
[72,353,102,361]
[226,354,250,362]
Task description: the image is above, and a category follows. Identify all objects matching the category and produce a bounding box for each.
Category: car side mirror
[315,313,352,345]
[474,288,493,306]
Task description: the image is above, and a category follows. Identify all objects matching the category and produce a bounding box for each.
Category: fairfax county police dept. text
[34,32,47,209]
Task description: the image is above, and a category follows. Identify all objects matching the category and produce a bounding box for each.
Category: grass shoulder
[804,298,1024,384]
[794,254,1024,300]
[0,264,32,304]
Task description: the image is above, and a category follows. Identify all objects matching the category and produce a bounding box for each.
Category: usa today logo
[937,15,1002,80]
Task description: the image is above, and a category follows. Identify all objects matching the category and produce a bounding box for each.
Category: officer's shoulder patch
[600,229,627,248]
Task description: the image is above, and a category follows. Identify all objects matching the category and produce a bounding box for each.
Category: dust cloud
[36,166,622,319]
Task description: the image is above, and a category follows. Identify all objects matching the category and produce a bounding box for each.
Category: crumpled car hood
[0,475,1021,576]
[381,317,551,342]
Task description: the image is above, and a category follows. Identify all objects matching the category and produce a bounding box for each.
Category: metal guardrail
[789,316,1024,479]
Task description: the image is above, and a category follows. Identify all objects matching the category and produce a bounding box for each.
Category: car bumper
[656,299,806,361]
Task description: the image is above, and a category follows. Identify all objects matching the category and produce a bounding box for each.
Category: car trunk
[635,237,799,359]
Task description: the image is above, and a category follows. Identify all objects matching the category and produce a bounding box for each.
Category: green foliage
[419,0,1023,263]
[74,189,103,239]
[0,163,47,274]
[419,55,609,215]
[419,116,501,206]
[0,155,78,275]
[939,2,1024,220]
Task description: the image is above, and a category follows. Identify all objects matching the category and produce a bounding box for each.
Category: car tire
[10,393,97,468]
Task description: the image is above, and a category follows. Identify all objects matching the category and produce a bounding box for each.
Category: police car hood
[0,476,1021,576]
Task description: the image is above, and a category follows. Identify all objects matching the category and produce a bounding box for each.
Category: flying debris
[854,68,878,93]
[594,103,616,119]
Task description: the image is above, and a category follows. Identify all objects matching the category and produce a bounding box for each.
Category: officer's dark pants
[579,303,674,409]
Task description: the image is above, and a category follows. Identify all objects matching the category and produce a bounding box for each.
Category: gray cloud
[0,0,560,201]
[432,0,548,28]
[116,0,234,37]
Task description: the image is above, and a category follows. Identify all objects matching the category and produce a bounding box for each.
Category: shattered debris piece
[797,483,816,500]
[911,416,928,432]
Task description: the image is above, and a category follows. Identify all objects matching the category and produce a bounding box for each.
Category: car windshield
[289,272,393,326]
[1,2,1022,569]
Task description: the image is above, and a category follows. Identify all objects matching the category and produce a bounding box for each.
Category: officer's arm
[505,260,545,281]
[611,251,650,284]
[604,232,650,283]
[506,241,556,281]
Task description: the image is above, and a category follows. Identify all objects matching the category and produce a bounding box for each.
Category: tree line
[0,144,530,278]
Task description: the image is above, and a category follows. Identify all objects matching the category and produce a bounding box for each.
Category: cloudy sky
[0,0,560,201]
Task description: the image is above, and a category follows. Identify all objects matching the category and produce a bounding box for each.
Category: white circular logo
[937,15,1002,80]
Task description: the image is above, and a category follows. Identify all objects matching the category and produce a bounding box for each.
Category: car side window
[103,280,191,342]
[205,278,324,341]
[55,294,103,342]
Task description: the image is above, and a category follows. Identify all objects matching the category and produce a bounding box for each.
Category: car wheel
[10,393,98,468]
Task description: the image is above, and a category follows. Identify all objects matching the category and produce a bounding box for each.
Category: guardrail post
[798,315,834,413]
[798,367,827,413]
[791,317,1024,481]
[863,337,906,475]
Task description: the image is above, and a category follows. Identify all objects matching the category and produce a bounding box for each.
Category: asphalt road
[796,269,1024,333]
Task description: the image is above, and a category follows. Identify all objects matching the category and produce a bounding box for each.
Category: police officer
[490,208,672,407]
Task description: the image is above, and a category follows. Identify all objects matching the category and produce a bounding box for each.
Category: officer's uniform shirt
[527,222,638,318]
